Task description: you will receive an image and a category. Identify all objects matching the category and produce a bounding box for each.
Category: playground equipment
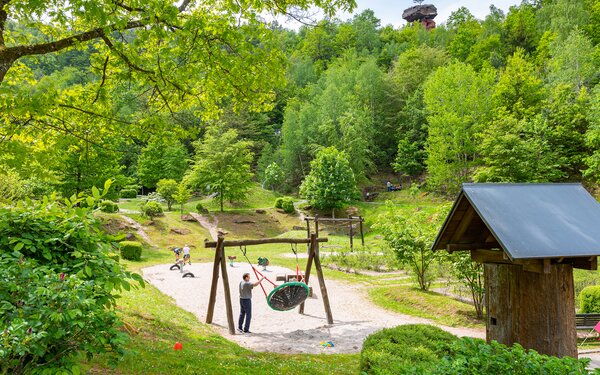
[304,215,365,251]
[257,256,269,271]
[228,255,237,267]
[204,234,333,335]
[175,258,194,278]
[238,245,309,311]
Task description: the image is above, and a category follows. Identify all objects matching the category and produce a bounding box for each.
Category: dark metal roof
[432,183,600,259]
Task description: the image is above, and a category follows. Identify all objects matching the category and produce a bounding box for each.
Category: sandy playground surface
[143,262,485,354]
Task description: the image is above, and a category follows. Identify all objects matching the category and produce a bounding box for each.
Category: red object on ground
[174,342,183,350]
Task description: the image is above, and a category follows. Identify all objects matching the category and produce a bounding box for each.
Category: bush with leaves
[195,202,209,214]
[434,338,589,374]
[274,197,285,209]
[99,199,119,213]
[120,241,143,261]
[579,285,600,313]
[281,197,295,214]
[141,201,163,220]
[375,203,449,290]
[0,183,144,374]
[120,188,137,198]
[360,324,458,374]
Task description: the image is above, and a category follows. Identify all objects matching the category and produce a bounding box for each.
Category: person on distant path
[172,247,182,261]
[238,272,265,334]
[386,181,393,192]
[182,244,191,265]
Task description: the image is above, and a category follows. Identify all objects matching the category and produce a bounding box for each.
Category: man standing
[238,273,264,334]
[182,244,191,265]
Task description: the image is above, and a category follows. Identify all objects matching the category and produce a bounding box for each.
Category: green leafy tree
[493,48,545,119]
[392,139,426,178]
[299,146,359,217]
[584,85,600,182]
[186,127,254,212]
[263,162,284,191]
[173,182,191,215]
[475,114,567,182]
[386,46,448,173]
[450,253,485,319]
[137,137,188,189]
[547,29,597,93]
[156,178,178,211]
[423,62,495,194]
[503,3,539,53]
[376,204,448,291]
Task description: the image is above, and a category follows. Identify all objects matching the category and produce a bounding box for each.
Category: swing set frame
[204,234,333,335]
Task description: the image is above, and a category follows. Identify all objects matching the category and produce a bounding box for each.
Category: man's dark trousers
[239,298,252,332]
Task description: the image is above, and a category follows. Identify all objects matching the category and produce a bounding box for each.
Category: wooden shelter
[432,183,600,358]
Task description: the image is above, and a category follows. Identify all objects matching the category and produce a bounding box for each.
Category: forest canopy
[2,0,600,200]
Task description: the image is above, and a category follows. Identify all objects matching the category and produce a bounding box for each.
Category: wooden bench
[576,313,600,330]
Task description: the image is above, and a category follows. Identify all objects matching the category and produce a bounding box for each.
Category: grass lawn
[84,281,359,374]
[369,285,484,329]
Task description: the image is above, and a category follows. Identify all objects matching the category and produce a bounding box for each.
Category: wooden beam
[348,215,354,251]
[299,233,316,315]
[219,241,236,335]
[312,233,334,324]
[449,206,476,244]
[471,249,507,264]
[303,217,364,223]
[570,256,597,270]
[204,237,328,248]
[447,243,499,252]
[206,237,224,324]
[359,215,365,247]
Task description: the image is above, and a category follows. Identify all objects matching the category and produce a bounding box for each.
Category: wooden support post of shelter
[433,183,600,358]
[205,235,333,333]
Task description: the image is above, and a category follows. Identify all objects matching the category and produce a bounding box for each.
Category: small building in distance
[432,183,600,358]
[402,2,437,31]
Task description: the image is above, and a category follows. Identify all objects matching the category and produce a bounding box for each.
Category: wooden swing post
[205,235,333,331]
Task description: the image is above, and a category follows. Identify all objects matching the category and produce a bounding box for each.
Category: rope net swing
[240,245,310,311]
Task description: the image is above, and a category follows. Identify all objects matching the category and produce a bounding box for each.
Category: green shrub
[196,202,209,214]
[274,197,284,209]
[120,241,143,261]
[360,324,457,374]
[579,285,600,313]
[0,191,143,374]
[120,188,137,198]
[434,338,589,374]
[282,197,295,213]
[142,201,163,219]
[99,199,119,213]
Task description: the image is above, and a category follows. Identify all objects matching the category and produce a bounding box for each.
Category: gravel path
[119,214,157,248]
[143,262,485,354]
[189,213,219,241]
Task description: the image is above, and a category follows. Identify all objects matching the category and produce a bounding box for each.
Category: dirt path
[143,262,485,355]
[189,212,219,241]
[119,215,158,248]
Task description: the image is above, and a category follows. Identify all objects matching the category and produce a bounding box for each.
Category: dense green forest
[2,0,600,202]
